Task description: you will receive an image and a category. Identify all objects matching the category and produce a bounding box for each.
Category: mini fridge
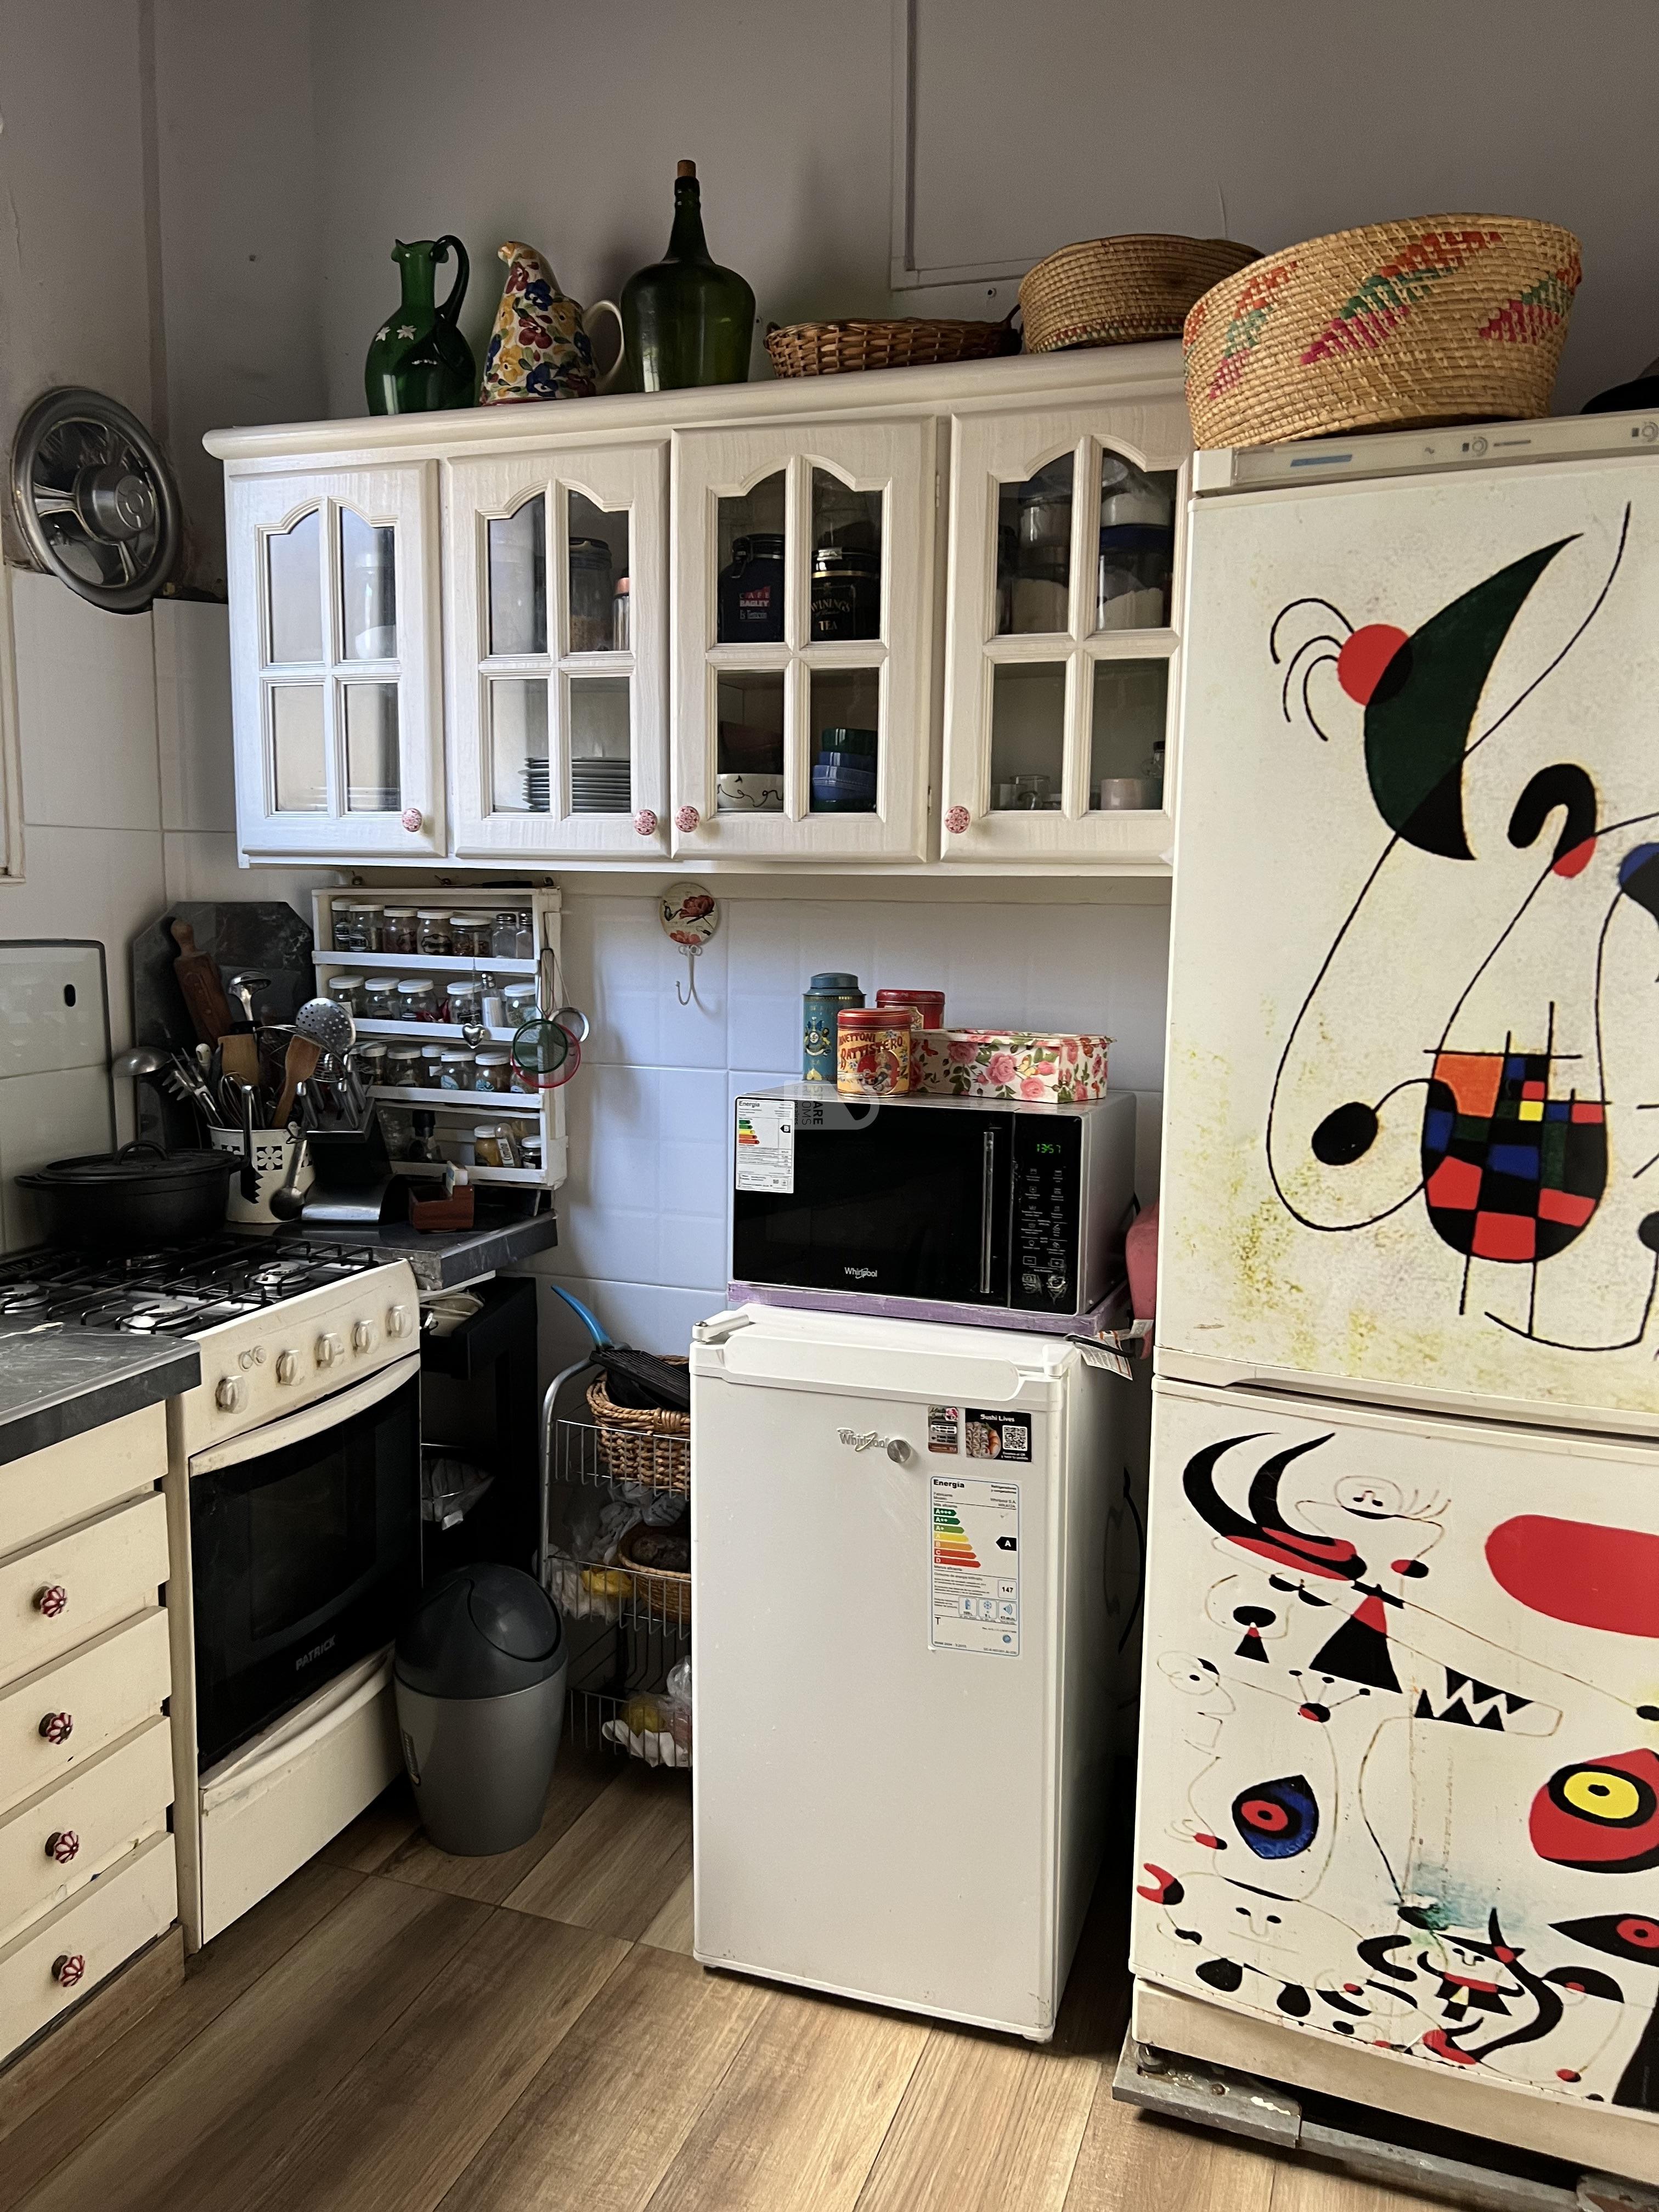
[690,1301,1147,2040]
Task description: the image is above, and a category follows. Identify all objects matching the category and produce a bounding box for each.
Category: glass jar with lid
[438,1050,476,1091]
[613,574,630,651]
[451,912,494,960]
[569,537,615,653]
[356,1043,388,1088]
[326,972,365,1015]
[420,1044,447,1086]
[417,910,453,956]
[503,980,539,1025]
[717,534,786,645]
[447,979,484,1030]
[382,907,419,955]
[492,909,534,960]
[473,1050,512,1093]
[397,977,439,1023]
[362,975,400,1021]
[332,901,382,953]
[472,1124,521,1169]
[384,1040,424,1087]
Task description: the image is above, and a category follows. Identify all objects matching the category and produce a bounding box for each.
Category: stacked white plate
[571,758,631,814]
[522,756,551,812]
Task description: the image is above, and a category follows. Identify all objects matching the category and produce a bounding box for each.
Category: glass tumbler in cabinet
[671,420,932,860]
[940,402,1188,866]
[225,464,442,857]
[446,446,667,856]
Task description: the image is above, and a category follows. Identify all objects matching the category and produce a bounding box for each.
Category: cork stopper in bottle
[676,160,697,179]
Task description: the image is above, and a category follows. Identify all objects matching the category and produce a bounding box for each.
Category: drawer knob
[52,1953,85,1989]
[944,804,971,836]
[35,1585,68,1619]
[633,808,658,837]
[674,804,699,834]
[400,806,423,833]
[39,1711,72,1744]
[46,1830,80,1864]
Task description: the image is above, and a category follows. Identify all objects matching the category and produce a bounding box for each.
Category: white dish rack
[310,883,567,1192]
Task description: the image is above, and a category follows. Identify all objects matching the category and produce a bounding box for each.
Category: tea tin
[837,1006,913,1096]
[802,970,863,1081]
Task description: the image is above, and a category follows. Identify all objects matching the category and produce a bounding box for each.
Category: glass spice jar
[332,901,377,952]
[419,1045,447,1086]
[438,1050,476,1091]
[384,1041,423,1087]
[837,1006,914,1096]
[613,574,630,651]
[569,537,615,652]
[450,912,494,959]
[473,1051,511,1093]
[518,1129,543,1171]
[472,1123,520,1169]
[491,909,534,960]
[446,980,484,1030]
[326,972,365,1015]
[356,1043,387,1088]
[382,907,419,954]
[417,910,453,956]
[503,981,539,1027]
[362,976,400,1021]
[397,977,439,1023]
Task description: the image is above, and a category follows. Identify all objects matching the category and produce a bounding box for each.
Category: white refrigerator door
[1161,455,1659,1432]
[1133,1375,1659,2142]
[691,1313,1070,2036]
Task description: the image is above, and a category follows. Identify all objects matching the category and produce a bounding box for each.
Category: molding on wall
[889,0,1031,298]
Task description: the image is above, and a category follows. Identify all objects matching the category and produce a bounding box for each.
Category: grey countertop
[0,1330,200,1468]
[258,1203,559,1291]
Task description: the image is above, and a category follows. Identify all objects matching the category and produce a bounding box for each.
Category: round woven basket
[1182,215,1582,450]
[765,316,1015,377]
[586,1359,690,1494]
[1019,235,1261,355]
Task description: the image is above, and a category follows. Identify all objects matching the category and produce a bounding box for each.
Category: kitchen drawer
[0,1606,170,1819]
[0,1491,167,1691]
[0,1829,175,2066]
[0,1401,165,1555]
[0,1715,172,1948]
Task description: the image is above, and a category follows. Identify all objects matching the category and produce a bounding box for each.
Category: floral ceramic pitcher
[479,243,597,404]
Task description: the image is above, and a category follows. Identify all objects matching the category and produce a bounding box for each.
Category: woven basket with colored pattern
[765,315,1017,377]
[1019,235,1261,354]
[1182,215,1582,449]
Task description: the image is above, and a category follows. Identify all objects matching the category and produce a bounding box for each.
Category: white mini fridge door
[691,1308,1124,2040]
[1161,455,1659,1435]
[1134,1375,1659,2161]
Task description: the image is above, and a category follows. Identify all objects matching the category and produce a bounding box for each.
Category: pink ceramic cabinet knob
[400,806,423,833]
[944,805,970,836]
[52,1954,84,1988]
[46,1830,79,1864]
[39,1712,72,1745]
[675,804,700,834]
[633,808,658,837]
[35,1585,67,1618]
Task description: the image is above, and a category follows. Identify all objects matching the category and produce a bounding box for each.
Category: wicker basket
[1182,215,1582,450]
[618,1522,691,1627]
[586,1359,690,1494]
[1019,235,1260,355]
[765,315,1015,377]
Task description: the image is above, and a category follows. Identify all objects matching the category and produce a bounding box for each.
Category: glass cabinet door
[227,464,441,857]
[447,444,665,855]
[672,419,933,860]
[941,400,1190,866]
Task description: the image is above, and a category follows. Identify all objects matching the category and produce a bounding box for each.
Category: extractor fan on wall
[10,386,180,613]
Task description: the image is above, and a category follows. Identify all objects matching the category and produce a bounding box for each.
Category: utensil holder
[209,1125,315,1226]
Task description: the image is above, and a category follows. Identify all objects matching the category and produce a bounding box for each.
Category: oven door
[187,1356,421,1769]
[731,1100,1012,1305]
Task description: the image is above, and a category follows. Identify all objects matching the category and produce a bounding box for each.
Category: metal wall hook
[675,945,703,1007]
[661,881,719,1009]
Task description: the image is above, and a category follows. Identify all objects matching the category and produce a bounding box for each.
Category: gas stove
[0,1235,391,1338]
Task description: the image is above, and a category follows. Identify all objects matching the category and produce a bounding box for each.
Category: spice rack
[310,883,567,1191]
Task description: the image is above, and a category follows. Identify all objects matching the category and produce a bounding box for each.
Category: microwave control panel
[1011,1117,1082,1313]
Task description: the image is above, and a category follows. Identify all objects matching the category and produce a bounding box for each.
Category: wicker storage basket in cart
[1181,215,1582,449]
[586,1358,690,1494]
[764,315,1015,376]
[1019,234,1261,355]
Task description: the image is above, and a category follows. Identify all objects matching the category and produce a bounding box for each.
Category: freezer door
[1161,455,1659,1430]
[692,1347,1070,2035]
[1133,1376,1659,2131]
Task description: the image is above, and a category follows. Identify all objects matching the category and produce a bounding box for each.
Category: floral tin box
[912,1030,1111,1102]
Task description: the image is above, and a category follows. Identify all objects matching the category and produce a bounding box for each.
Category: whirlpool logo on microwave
[295,1635,337,1672]
[843,1266,878,1280]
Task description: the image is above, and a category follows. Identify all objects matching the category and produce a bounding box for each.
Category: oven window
[249,1444,376,1641]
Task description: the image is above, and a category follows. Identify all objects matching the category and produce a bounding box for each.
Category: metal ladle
[111,1044,172,1148]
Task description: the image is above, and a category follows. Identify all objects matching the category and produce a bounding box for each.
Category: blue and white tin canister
[802,971,862,1081]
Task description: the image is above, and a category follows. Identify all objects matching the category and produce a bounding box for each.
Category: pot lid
[23,1144,232,1187]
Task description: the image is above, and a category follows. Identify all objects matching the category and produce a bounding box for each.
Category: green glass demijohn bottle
[616,162,755,391]
[364,236,476,414]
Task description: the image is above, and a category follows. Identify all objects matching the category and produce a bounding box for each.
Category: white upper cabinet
[670,418,934,862]
[227,464,443,858]
[445,443,667,857]
[940,398,1189,866]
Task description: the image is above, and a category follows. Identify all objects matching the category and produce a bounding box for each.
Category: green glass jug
[595,163,754,393]
[364,237,476,415]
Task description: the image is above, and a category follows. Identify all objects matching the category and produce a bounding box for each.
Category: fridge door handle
[979,1128,996,1295]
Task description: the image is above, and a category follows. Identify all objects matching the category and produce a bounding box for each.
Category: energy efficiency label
[929,1473,1020,1657]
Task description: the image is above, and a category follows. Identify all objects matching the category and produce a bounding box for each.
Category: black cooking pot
[18,1144,235,1251]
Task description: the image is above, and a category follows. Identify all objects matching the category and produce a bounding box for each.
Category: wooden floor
[0,1747,1443,2212]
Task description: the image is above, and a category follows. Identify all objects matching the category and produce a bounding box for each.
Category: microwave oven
[730,1085,1135,1321]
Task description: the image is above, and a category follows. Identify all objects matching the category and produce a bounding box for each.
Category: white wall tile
[10,573,161,833]
[559,890,727,1070]
[545,1063,728,1291]
[155,599,235,833]
[161,830,316,917]
[520,1266,727,1373]
[0,1067,117,1249]
[0,824,166,1060]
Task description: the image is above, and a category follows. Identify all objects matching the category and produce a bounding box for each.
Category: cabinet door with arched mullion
[445,443,667,858]
[228,463,442,859]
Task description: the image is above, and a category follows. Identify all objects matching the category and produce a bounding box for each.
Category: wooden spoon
[274,1033,321,1127]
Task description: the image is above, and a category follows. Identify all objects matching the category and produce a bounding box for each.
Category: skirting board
[1132,1978,1659,2189]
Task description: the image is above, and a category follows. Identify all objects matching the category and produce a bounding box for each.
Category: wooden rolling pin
[170,918,236,1047]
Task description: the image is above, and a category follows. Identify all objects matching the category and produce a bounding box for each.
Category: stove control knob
[314,1331,345,1369]
[215,1375,245,1413]
[352,1320,376,1354]
[275,1350,300,1386]
[386,1304,412,1339]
